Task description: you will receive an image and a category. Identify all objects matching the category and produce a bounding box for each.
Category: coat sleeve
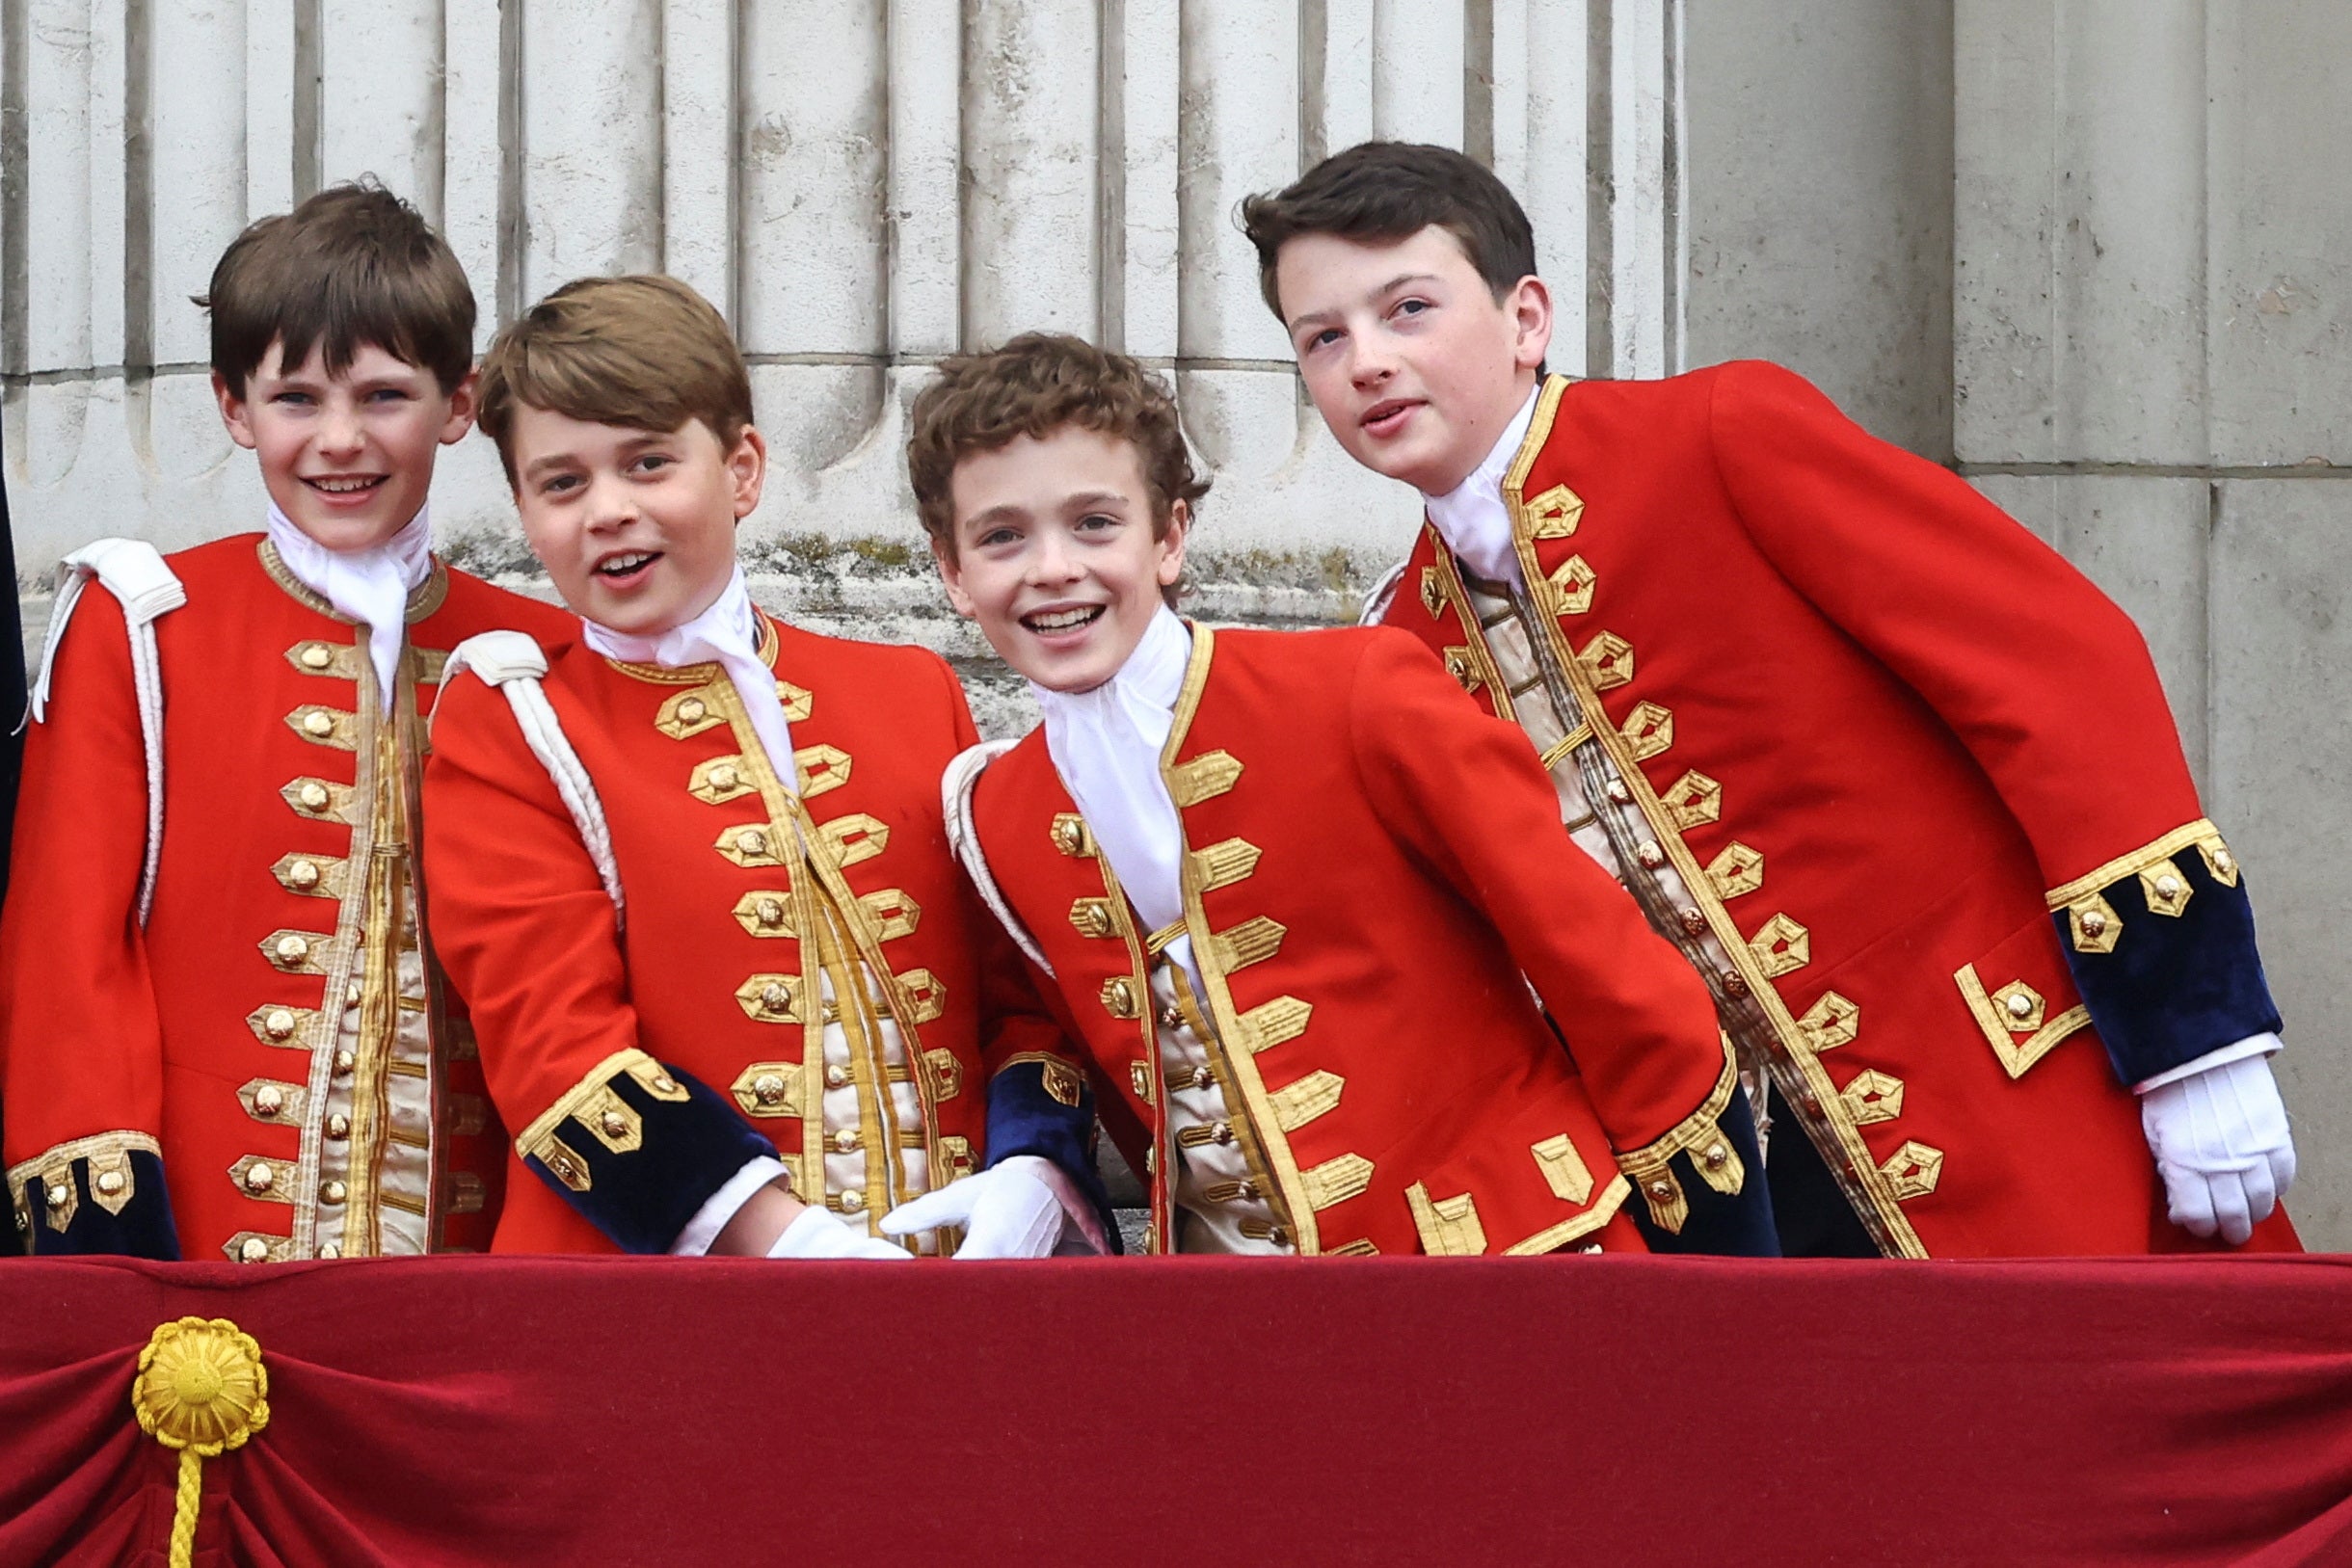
[931,656,1114,1244]
[422,671,775,1254]
[0,587,178,1257]
[1705,359,2278,1082]
[1346,628,1777,1253]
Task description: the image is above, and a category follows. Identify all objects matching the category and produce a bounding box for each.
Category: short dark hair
[906,333,1207,605]
[475,275,754,487]
[199,180,476,396]
[1239,142,1538,321]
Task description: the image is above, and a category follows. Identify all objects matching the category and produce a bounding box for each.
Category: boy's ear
[1156,500,1190,587]
[438,366,482,446]
[1507,275,1554,376]
[931,538,977,619]
[728,426,768,520]
[212,370,259,452]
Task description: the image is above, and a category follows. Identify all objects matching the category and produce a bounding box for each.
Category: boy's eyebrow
[1287,273,1446,331]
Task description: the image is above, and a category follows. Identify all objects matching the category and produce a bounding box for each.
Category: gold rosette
[132,1316,270,1566]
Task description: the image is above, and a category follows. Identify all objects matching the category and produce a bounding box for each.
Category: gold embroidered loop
[1796,991,1859,1052]
[1879,1140,1944,1203]
[283,704,358,751]
[1705,840,1765,900]
[1543,554,1597,616]
[1167,750,1244,807]
[1955,963,2094,1079]
[1405,1183,1487,1256]
[655,687,728,740]
[858,888,921,941]
[1531,1133,1595,1206]
[1657,769,1722,830]
[731,890,797,937]
[730,1062,803,1117]
[1267,1070,1344,1131]
[1205,916,1287,973]
[689,756,757,805]
[2068,893,2121,954]
[1746,913,1811,979]
[1575,631,1633,691]
[794,742,852,797]
[1837,1069,1906,1126]
[1619,701,1674,761]
[1299,1153,1374,1209]
[1524,484,1585,539]
[1189,837,1264,893]
[1232,995,1312,1054]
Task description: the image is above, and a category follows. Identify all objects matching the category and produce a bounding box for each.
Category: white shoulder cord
[942,738,1054,976]
[437,631,626,924]
[1357,554,1409,625]
[27,540,187,925]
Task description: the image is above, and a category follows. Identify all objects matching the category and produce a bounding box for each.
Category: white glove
[2140,1052,2296,1245]
[879,1156,1073,1260]
[765,1206,915,1261]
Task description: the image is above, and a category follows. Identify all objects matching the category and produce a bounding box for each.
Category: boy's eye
[272,390,314,406]
[1304,327,1343,351]
[365,387,413,403]
[1077,512,1119,532]
[975,526,1020,548]
[538,473,582,496]
[630,453,673,474]
[1393,297,1430,319]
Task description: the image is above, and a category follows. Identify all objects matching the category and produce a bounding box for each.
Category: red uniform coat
[1380,365,2295,1257]
[969,624,1743,1257]
[424,613,1091,1255]
[2,534,574,1261]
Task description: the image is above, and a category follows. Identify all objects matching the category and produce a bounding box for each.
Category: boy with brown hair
[424,278,1108,1259]
[3,182,575,1262]
[1243,141,2298,1257]
[910,332,1775,1258]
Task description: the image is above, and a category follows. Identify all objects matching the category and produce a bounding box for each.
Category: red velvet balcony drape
[4,1254,2349,1566]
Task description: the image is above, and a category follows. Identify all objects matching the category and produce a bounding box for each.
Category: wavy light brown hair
[199,180,476,396]
[475,275,754,485]
[1240,141,1539,321]
[906,333,1208,574]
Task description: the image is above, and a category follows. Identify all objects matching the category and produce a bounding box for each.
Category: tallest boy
[1245,142,2296,1258]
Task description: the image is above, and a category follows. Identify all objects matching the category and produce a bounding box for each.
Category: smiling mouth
[1360,399,1421,435]
[305,474,388,496]
[595,550,662,580]
[1023,604,1106,634]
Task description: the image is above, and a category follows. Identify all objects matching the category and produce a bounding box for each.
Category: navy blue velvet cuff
[20,1148,180,1259]
[2056,860,2282,1084]
[1625,1084,1781,1258]
[521,1061,778,1255]
[985,1059,1120,1255]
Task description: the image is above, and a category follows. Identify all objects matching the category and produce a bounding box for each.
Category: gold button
[756,897,786,928]
[653,1075,681,1095]
[2155,875,2182,899]
[739,829,768,857]
[303,710,334,737]
[345,979,363,1007]
[300,644,333,670]
[833,1129,860,1153]
[334,1049,356,1076]
[1237,1180,1260,1201]
[1722,971,1749,997]
[753,1073,788,1106]
[263,1008,298,1040]
[1799,1090,1821,1114]
[1646,1179,1673,1201]
[45,1183,70,1209]
[326,1113,351,1139]
[321,1180,347,1204]
[1266,1223,1290,1246]
[1191,1067,1216,1090]
[1679,907,1706,936]
[239,1236,271,1263]
[2006,993,2035,1021]
[254,1086,285,1117]
[244,1162,276,1194]
[839,1188,866,1212]
[275,935,310,965]
[2214,850,2235,875]
[1159,1005,1184,1029]
[600,1109,629,1138]
[95,1170,125,1197]
[286,859,322,890]
[1211,1121,1234,1145]
[1702,1142,1729,1170]
[708,764,739,793]
[760,982,790,1012]
[2080,910,2108,938]
[678,697,708,725]
[1636,841,1665,869]
[318,1242,341,1259]
[298,782,330,810]
[823,1065,848,1090]
[1606,780,1634,806]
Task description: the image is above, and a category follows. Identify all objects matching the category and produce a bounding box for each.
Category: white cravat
[1424,385,1540,587]
[267,503,435,702]
[580,565,794,784]
[1033,606,1193,938]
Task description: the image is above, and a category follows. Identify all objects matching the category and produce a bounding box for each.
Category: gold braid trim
[8,1129,164,1227]
[1504,1174,1633,1255]
[514,1047,661,1155]
[1611,1038,1746,1235]
[2044,818,2225,911]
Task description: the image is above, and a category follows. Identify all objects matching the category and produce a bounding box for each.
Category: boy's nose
[1027,533,1082,582]
[315,406,366,454]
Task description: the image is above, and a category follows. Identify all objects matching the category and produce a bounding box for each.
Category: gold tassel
[132,1316,271,1567]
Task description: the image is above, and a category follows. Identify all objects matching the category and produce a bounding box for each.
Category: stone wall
[11,1,2352,1242]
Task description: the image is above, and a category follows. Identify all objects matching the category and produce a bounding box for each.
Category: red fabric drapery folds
[4,1255,2350,1566]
